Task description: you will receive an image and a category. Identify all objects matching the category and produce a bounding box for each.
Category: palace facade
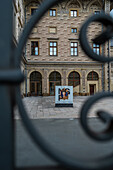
[13,0,113,96]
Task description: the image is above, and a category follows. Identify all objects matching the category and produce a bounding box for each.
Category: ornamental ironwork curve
[1,0,113,170]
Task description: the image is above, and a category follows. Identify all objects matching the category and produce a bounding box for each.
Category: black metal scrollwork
[79,12,113,142]
[80,92,113,141]
[14,0,113,169]
[79,13,113,62]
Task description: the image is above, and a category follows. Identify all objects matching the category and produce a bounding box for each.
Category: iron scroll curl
[79,13,113,63]
[79,12,113,142]
[14,0,113,169]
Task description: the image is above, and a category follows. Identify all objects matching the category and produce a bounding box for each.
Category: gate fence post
[0,0,13,170]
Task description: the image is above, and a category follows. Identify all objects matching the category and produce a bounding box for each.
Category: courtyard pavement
[14,96,113,119]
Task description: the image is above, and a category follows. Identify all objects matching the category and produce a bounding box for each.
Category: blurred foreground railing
[1,0,113,170]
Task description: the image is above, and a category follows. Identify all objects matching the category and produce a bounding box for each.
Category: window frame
[49,9,57,17]
[30,7,38,16]
[68,71,80,87]
[70,42,78,56]
[49,41,58,56]
[31,41,39,56]
[87,71,99,81]
[94,11,100,15]
[71,28,77,33]
[69,9,78,17]
[93,43,101,55]
[49,27,57,34]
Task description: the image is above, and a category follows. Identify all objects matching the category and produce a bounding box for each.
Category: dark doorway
[90,84,95,95]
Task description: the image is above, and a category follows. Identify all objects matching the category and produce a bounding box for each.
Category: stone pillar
[27,76,30,95]
[99,69,102,92]
[104,0,110,14]
[66,70,68,86]
[47,76,49,95]
[81,70,86,93]
[43,69,48,96]
[104,63,108,91]
[62,69,66,86]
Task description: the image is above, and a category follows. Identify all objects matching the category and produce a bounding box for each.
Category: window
[49,9,56,16]
[31,41,39,55]
[31,8,38,15]
[71,42,78,56]
[71,28,77,33]
[68,71,80,87]
[49,42,57,56]
[49,27,57,34]
[93,43,100,55]
[94,11,100,15]
[111,38,113,47]
[87,71,99,81]
[70,10,78,17]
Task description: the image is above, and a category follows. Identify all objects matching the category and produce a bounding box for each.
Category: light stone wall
[26,63,102,95]
[13,0,25,95]
[13,0,25,42]
[104,0,111,92]
[25,0,102,63]
[23,0,112,96]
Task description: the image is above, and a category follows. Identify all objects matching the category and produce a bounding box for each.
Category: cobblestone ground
[14,96,113,119]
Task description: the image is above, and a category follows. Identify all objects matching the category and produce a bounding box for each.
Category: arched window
[68,71,80,87]
[30,71,42,96]
[49,71,61,82]
[87,71,99,81]
[30,71,42,81]
[49,71,61,95]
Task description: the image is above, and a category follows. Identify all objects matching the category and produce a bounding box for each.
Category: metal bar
[16,165,67,170]
[0,0,13,170]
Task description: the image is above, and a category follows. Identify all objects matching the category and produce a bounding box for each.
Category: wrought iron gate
[1,0,113,169]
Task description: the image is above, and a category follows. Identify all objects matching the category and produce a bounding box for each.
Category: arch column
[43,69,48,96]
[81,70,86,93]
[105,0,110,14]
[99,70,102,92]
[27,77,30,94]
[66,70,68,86]
[62,69,66,86]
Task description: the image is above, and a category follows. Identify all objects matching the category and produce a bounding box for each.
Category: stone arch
[28,69,43,78]
[25,0,41,7]
[67,69,82,78]
[47,70,63,79]
[87,71,99,81]
[86,70,99,79]
[87,0,102,10]
[68,71,81,94]
[66,0,82,9]
[29,71,42,96]
[49,71,61,96]
[52,2,61,9]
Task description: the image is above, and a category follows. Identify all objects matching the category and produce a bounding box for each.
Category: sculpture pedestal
[55,86,73,107]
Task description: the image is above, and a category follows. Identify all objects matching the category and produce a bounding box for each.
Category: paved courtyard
[15,96,113,167]
[14,96,113,119]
